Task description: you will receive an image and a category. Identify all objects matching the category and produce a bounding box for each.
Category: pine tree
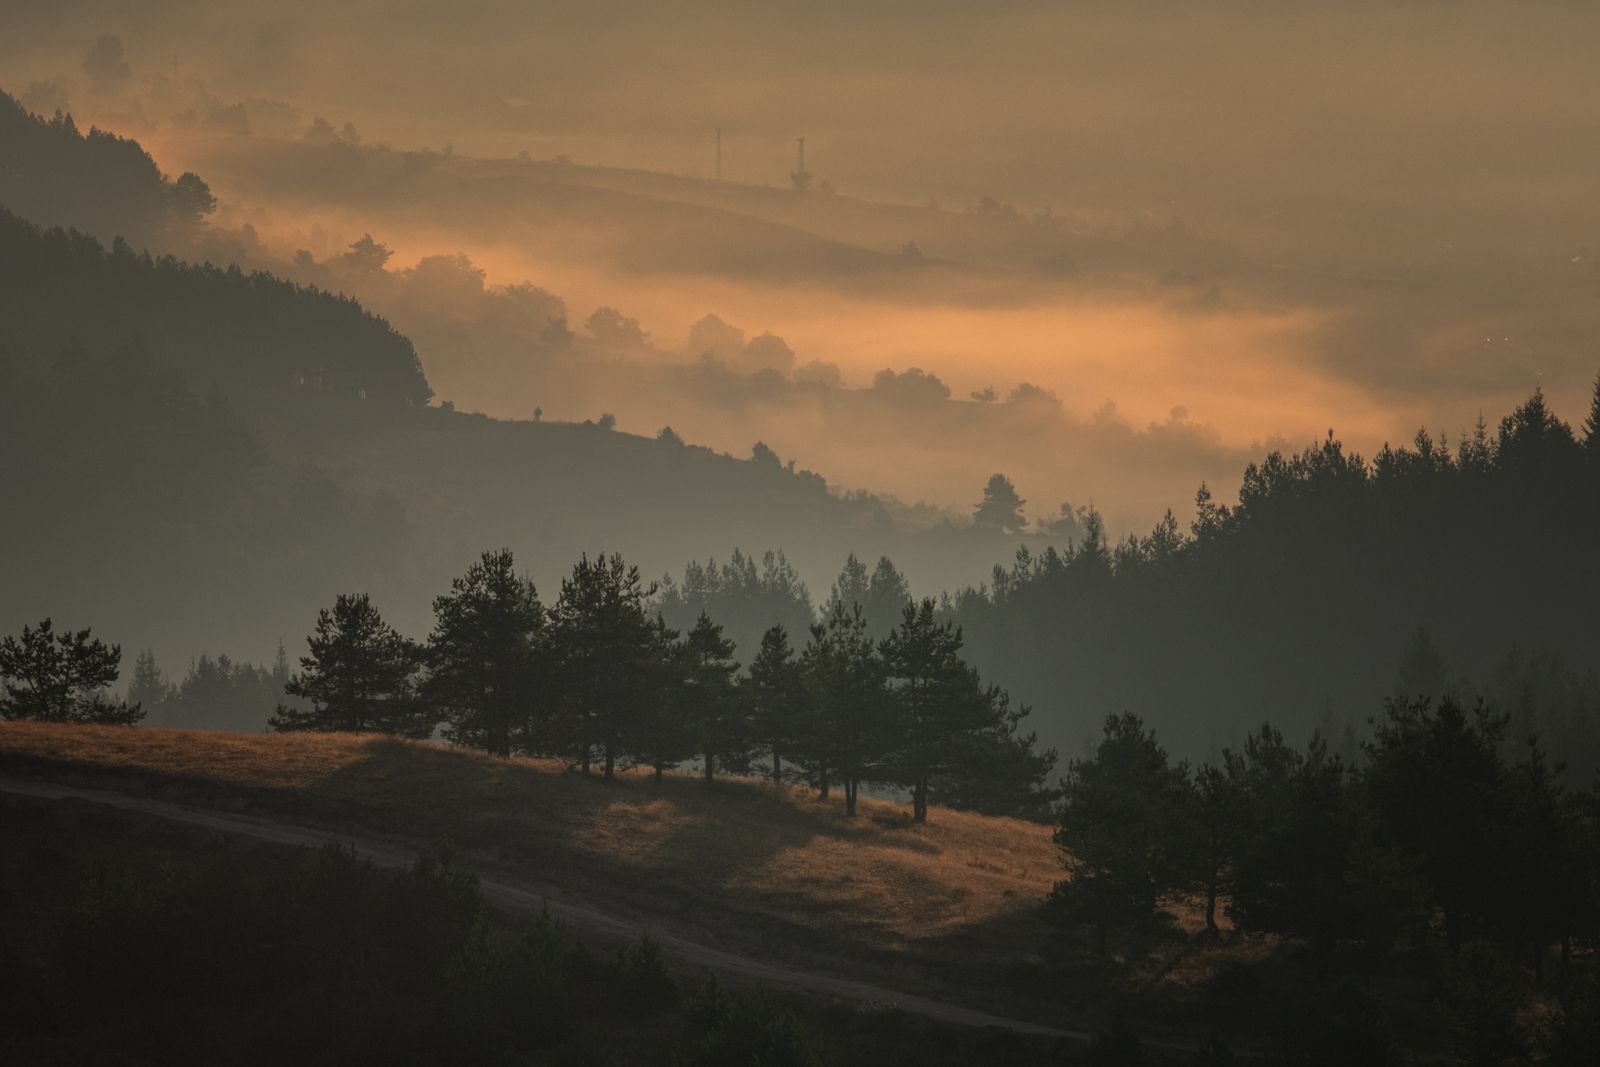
[1047,713,1190,955]
[680,613,743,781]
[549,552,656,778]
[1189,762,1247,937]
[635,616,695,782]
[745,625,804,786]
[425,549,546,758]
[798,604,890,816]
[1583,370,1600,462]
[881,599,989,823]
[822,554,870,619]
[0,618,141,724]
[268,593,426,735]
[974,473,1027,532]
[863,556,911,639]
[927,687,1058,819]
[126,649,174,719]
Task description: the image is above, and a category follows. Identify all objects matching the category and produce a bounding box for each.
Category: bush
[677,975,819,1067]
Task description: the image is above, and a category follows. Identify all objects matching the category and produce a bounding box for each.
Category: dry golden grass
[0,723,1060,993]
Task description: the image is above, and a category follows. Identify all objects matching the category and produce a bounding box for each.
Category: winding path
[1,774,1086,1043]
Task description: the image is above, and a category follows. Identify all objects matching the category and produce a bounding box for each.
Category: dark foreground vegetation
[1044,704,1600,1064]
[0,794,1066,1066]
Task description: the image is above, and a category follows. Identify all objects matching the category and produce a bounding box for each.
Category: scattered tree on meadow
[679,613,744,781]
[881,599,992,823]
[425,549,546,758]
[798,604,891,816]
[634,616,695,781]
[745,625,805,786]
[549,552,657,777]
[0,618,142,724]
[928,687,1057,819]
[268,593,426,735]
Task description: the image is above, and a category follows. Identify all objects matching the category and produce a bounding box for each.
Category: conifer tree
[680,613,743,781]
[549,552,656,778]
[0,618,142,724]
[881,599,989,823]
[425,549,546,758]
[974,473,1027,532]
[269,593,426,735]
[798,604,890,816]
[126,649,175,719]
[863,556,911,638]
[634,616,695,782]
[745,624,804,786]
[1047,713,1190,954]
[822,554,870,619]
[1583,370,1600,463]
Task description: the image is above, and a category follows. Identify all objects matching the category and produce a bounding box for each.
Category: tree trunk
[912,778,928,823]
[772,750,782,787]
[818,761,829,800]
[654,761,664,784]
[703,753,715,782]
[603,745,615,780]
[1204,882,1219,936]
[845,778,857,817]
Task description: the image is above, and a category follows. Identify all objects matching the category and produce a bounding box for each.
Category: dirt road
[0,773,1083,1044]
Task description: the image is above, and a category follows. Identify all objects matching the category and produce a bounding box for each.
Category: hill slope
[0,723,1066,1024]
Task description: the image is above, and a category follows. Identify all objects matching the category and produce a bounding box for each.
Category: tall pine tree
[425,549,546,757]
[269,593,427,735]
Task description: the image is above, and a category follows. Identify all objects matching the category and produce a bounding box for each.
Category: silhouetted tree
[635,616,695,782]
[1583,372,1600,464]
[658,549,813,666]
[549,552,656,778]
[822,554,870,620]
[680,613,744,781]
[169,172,216,230]
[126,649,175,718]
[881,599,989,823]
[864,556,911,638]
[269,593,427,735]
[0,618,141,724]
[746,625,805,786]
[1188,762,1246,937]
[928,687,1058,819]
[425,549,546,758]
[798,604,890,815]
[1363,697,1510,954]
[1048,713,1190,955]
[974,473,1026,533]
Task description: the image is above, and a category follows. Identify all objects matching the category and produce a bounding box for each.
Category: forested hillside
[951,392,1600,774]
[0,205,985,676]
[0,89,213,252]
[0,209,431,402]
